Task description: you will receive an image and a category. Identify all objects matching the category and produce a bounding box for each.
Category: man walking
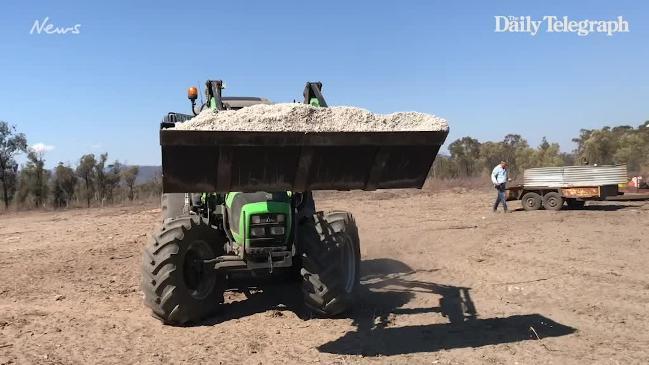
[491,161,509,213]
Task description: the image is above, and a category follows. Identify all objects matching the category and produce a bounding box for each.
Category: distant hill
[136,165,161,184]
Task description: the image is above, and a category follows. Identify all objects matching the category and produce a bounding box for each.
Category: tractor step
[213,260,247,270]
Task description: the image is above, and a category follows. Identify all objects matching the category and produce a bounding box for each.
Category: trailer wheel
[566,199,586,209]
[521,192,542,211]
[543,192,564,211]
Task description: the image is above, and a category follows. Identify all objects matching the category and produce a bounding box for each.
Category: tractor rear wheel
[300,211,361,316]
[161,193,186,221]
[543,192,564,211]
[141,215,226,325]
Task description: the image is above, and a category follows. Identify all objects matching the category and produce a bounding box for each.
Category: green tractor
[141,80,447,325]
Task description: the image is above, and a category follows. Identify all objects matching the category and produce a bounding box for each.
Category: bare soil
[1,190,648,364]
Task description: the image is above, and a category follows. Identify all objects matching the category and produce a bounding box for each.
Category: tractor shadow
[197,258,575,356]
[577,203,634,211]
[194,273,305,326]
[201,258,421,325]
[317,258,575,356]
[513,203,632,212]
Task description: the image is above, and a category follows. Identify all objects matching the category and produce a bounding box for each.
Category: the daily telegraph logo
[495,16,629,37]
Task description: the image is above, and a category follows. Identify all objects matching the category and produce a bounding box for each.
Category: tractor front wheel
[300,211,361,316]
[161,193,186,221]
[141,215,226,325]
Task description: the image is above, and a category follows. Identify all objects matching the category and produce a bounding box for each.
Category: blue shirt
[491,165,508,184]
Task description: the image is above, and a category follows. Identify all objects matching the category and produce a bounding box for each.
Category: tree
[560,152,576,166]
[122,165,139,201]
[572,129,593,157]
[0,121,28,209]
[18,150,49,208]
[513,144,537,173]
[571,123,649,173]
[534,137,563,167]
[430,155,456,179]
[77,154,96,208]
[95,153,108,205]
[137,170,162,200]
[52,163,77,208]
[105,161,123,203]
[614,133,648,173]
[448,137,481,177]
[501,134,531,176]
[479,141,506,175]
[580,129,617,165]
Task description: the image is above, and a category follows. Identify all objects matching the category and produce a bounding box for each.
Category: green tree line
[2,119,647,209]
[1,121,161,210]
[431,120,649,180]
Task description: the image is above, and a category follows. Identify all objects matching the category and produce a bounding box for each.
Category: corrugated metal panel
[524,167,564,186]
[524,165,627,188]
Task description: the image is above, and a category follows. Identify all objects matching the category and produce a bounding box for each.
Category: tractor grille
[248,237,285,248]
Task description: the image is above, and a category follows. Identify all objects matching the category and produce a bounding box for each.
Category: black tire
[161,193,186,221]
[521,192,542,211]
[141,215,226,325]
[566,199,586,209]
[543,192,564,211]
[300,211,361,316]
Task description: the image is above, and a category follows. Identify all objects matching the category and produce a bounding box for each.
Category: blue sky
[1,0,647,167]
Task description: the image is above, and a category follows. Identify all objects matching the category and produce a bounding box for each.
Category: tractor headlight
[251,215,261,224]
[250,227,265,237]
[269,226,285,235]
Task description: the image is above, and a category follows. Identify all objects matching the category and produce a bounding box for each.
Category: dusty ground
[1,190,648,364]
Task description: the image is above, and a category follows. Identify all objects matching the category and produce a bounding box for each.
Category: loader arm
[303,81,328,107]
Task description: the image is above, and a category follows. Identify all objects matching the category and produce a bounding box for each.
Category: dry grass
[1,178,494,216]
[423,176,490,193]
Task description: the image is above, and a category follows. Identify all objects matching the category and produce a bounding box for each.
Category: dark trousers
[493,183,508,211]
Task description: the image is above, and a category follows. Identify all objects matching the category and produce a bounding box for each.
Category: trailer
[505,165,627,211]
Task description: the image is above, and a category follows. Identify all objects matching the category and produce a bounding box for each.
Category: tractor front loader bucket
[160,128,448,193]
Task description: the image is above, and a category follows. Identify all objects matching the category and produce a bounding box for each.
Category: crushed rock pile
[172,103,448,132]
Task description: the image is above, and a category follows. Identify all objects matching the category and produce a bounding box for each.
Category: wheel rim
[183,240,215,300]
[547,197,558,208]
[525,197,536,208]
[339,235,356,294]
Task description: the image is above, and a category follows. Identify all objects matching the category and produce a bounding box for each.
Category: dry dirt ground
[1,190,648,364]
